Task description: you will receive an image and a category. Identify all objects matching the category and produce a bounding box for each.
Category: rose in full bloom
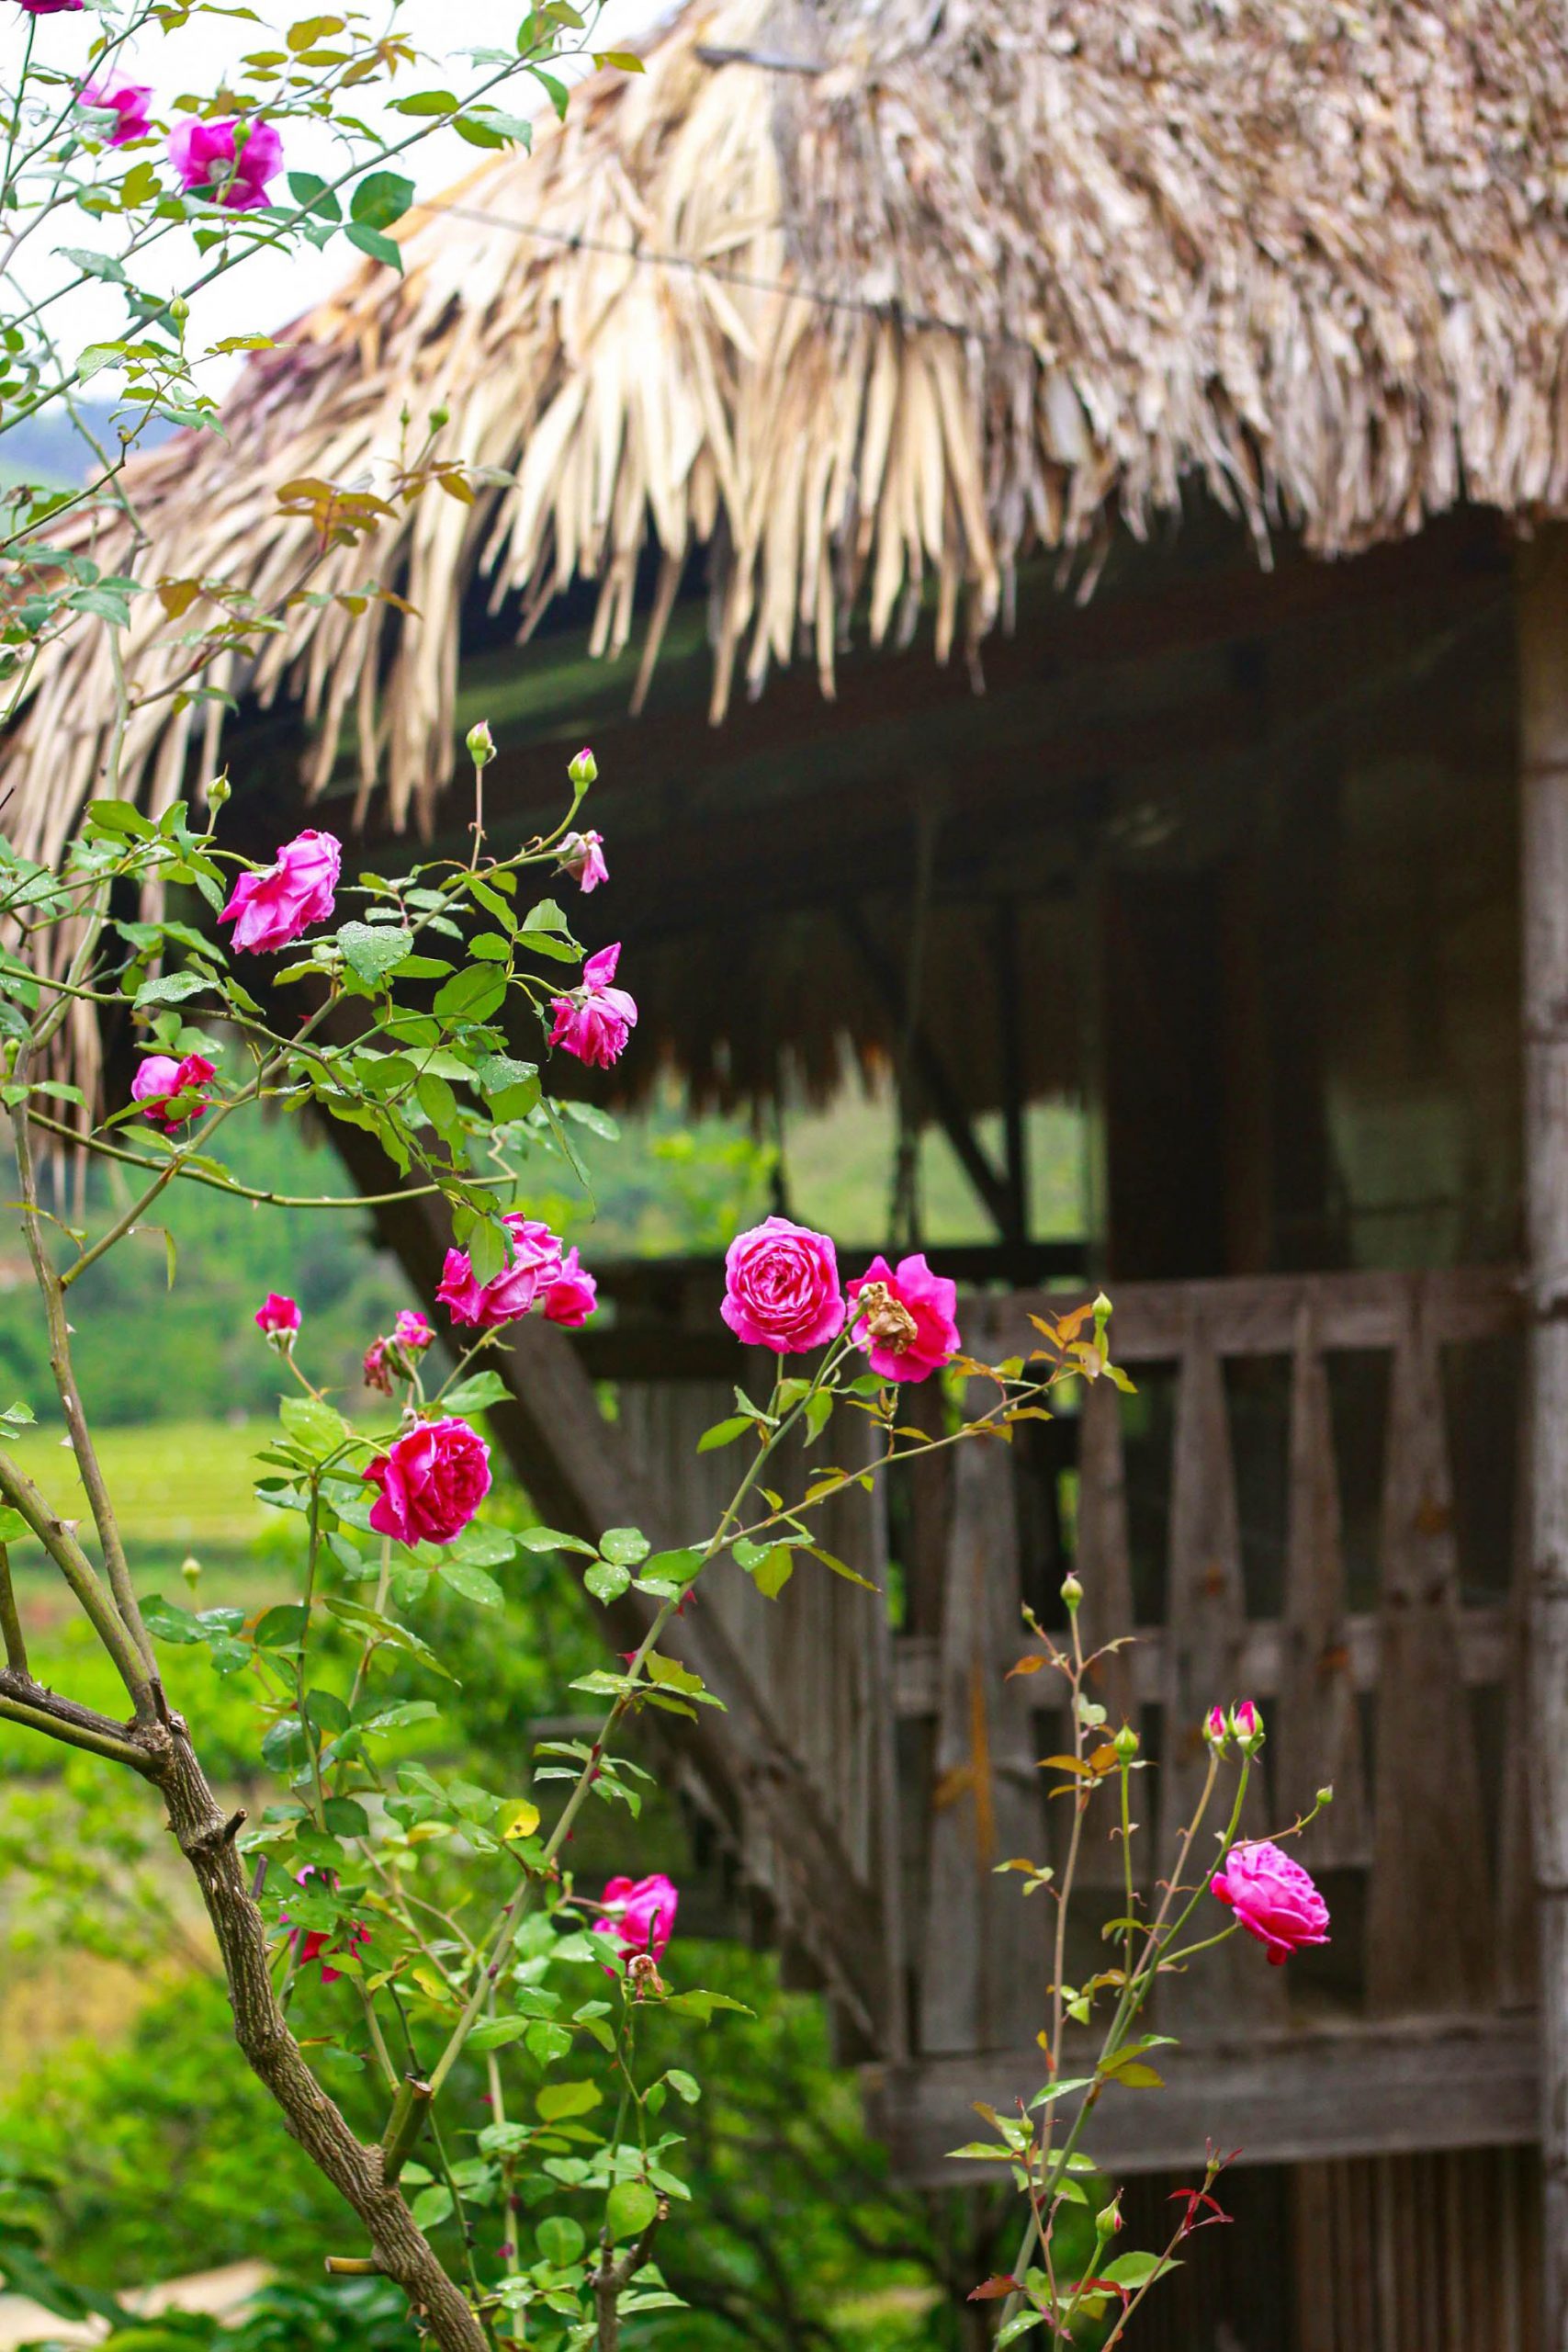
[845,1253,960,1382]
[1210,1840,1330,1966]
[548,943,637,1069]
[78,78,153,144]
[130,1051,214,1134]
[721,1217,844,1354]
[541,1246,597,1328]
[437,1215,567,1329]
[220,829,340,953]
[254,1292,301,1340]
[287,1867,369,1985]
[557,831,608,893]
[592,1872,678,1964]
[364,1417,491,1547]
[168,116,283,210]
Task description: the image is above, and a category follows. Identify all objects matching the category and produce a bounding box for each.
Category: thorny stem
[998,1751,1247,2335]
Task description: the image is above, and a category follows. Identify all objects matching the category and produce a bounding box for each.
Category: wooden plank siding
[598,1262,1534,2174]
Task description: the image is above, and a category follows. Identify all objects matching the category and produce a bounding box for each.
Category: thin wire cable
[423,196,1039,355]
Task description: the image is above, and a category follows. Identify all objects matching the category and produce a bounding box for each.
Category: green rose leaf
[605,2181,659,2242]
[336,920,412,984]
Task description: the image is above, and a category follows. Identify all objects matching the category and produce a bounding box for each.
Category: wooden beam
[976,1264,1522,1362]
[1518,525,1568,2350]
[892,1601,1513,1715]
[864,2016,1540,2184]
[316,1111,893,2043]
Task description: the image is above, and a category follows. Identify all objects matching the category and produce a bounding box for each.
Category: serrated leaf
[605,2181,659,2241]
[536,2079,600,2121]
[697,1416,751,1453]
[438,1557,504,1608]
[584,1559,631,1604]
[443,1371,509,1415]
[337,920,412,984]
[345,221,403,272]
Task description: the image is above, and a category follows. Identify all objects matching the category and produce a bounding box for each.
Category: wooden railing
[619,1265,1539,2164]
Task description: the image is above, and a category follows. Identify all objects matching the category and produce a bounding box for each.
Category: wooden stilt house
[10,3,1568,2340]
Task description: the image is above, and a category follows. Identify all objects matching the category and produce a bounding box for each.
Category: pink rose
[219,829,340,953]
[130,1050,214,1134]
[558,831,608,893]
[592,1872,678,1964]
[845,1252,960,1383]
[78,79,153,145]
[17,3,83,12]
[541,1246,597,1328]
[1211,1840,1330,1966]
[436,1215,566,1329]
[1203,1704,1229,1749]
[721,1216,844,1354]
[362,1338,392,1395]
[394,1310,434,1352]
[364,1417,491,1547]
[1232,1699,1264,1747]
[548,942,637,1069]
[168,116,283,210]
[255,1292,300,1340]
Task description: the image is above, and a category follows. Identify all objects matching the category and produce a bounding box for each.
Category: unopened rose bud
[1112,1723,1140,1761]
[1095,2195,1123,2236]
[180,1554,201,1590]
[206,771,231,808]
[467,719,496,768]
[1203,1703,1229,1750]
[429,404,450,430]
[1060,1570,1083,1613]
[1231,1699,1265,1753]
[1316,1785,1335,1808]
[568,745,597,786]
[169,295,189,323]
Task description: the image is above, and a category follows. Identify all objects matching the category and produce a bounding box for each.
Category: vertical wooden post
[1519,526,1568,2351]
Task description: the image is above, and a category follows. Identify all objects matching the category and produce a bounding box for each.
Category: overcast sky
[2,0,668,394]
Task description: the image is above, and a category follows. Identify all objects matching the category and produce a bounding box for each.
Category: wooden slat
[1160,1317,1282,2027]
[988,1263,1522,1363]
[1277,1303,1370,1867]
[865,2015,1540,2182]
[1073,1375,1139,1885]
[919,1422,1043,2052]
[893,1601,1513,1714]
[1500,1408,1538,2011]
[1367,1295,1495,2012]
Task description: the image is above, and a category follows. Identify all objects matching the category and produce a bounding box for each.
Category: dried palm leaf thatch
[6,0,1568,856]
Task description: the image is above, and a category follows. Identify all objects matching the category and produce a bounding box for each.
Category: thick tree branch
[151,1724,487,2352]
[0,1667,150,1771]
[0,1442,153,1710]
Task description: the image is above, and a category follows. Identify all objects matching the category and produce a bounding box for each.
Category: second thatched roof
[7,0,1568,851]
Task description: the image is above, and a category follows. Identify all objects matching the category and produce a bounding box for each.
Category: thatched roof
[6,0,1568,850]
